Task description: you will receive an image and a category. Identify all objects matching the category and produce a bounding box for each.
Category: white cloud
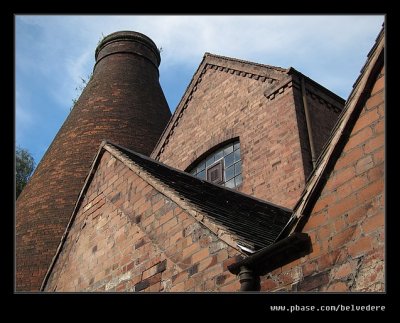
[18,15,385,91]
[17,15,384,66]
[15,15,384,162]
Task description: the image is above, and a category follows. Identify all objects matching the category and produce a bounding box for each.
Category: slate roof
[109,142,292,250]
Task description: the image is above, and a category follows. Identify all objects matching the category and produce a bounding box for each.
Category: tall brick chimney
[16,31,171,291]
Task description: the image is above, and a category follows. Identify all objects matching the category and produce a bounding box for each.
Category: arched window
[188,140,242,189]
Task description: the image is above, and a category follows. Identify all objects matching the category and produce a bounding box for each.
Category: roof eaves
[228,232,311,276]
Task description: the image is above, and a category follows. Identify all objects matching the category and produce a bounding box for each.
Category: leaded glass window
[189,140,242,189]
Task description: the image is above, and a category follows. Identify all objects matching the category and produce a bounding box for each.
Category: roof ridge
[204,52,287,72]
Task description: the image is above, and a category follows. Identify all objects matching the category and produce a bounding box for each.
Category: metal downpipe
[238,266,259,291]
[301,77,317,168]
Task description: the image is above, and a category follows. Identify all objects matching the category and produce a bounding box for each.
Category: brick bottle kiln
[16,31,171,291]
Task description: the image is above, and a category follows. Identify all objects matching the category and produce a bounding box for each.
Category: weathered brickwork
[289,78,344,177]
[45,151,242,292]
[258,65,384,292]
[16,32,171,291]
[18,28,384,293]
[154,58,343,209]
[304,83,344,159]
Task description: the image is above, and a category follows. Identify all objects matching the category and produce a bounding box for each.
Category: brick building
[16,27,384,292]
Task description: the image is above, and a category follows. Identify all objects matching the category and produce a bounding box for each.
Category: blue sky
[16,15,384,166]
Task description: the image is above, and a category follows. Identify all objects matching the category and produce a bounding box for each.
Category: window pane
[235,162,242,175]
[224,145,233,156]
[224,152,234,167]
[234,148,241,162]
[197,161,206,173]
[225,165,234,181]
[214,149,224,161]
[225,178,235,188]
[235,174,243,186]
[207,161,223,184]
[187,141,241,180]
[206,155,215,167]
[197,170,206,180]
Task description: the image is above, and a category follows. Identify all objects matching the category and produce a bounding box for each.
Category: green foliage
[70,72,93,110]
[97,32,106,46]
[16,146,35,199]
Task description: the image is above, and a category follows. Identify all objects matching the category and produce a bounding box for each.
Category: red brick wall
[259,65,384,292]
[155,62,343,209]
[155,64,308,208]
[305,83,343,159]
[44,151,242,292]
[289,78,344,177]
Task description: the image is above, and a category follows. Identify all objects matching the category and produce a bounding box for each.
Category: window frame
[207,160,224,184]
[187,139,242,189]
